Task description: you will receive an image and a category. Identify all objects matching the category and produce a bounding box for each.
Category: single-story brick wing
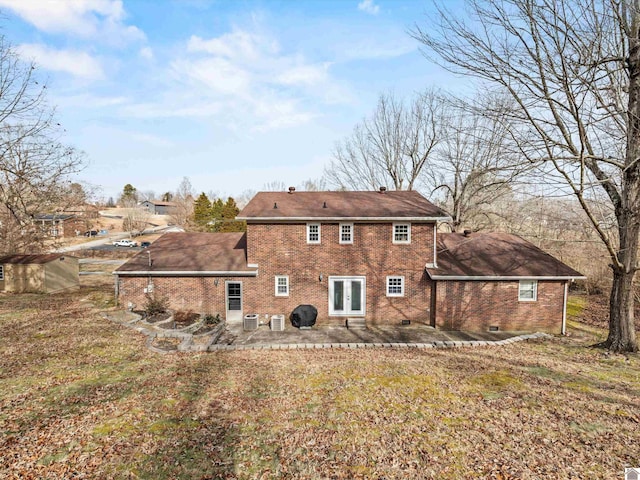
[114,189,584,333]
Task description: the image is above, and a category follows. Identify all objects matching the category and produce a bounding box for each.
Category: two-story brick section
[114,188,584,333]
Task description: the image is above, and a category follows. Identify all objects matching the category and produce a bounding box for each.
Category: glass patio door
[329,277,365,316]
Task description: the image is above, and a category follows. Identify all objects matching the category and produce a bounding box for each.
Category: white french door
[329,276,366,316]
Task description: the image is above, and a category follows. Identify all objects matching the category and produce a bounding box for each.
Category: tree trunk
[606,267,638,352]
[606,13,640,353]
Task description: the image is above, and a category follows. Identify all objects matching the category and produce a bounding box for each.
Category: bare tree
[0,51,85,254]
[0,35,85,253]
[121,196,150,237]
[413,0,639,352]
[325,90,442,191]
[299,177,327,191]
[169,176,194,227]
[262,180,288,192]
[429,95,525,231]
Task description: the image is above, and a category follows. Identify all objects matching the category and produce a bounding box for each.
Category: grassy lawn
[0,288,638,479]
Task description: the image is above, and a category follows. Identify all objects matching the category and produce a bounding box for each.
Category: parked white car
[113,239,138,247]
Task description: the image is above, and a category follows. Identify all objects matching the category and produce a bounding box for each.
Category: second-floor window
[393,223,411,244]
[307,223,321,244]
[339,223,353,244]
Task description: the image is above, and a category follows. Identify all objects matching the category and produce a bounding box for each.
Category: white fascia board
[427,274,586,281]
[114,270,258,277]
[238,216,452,222]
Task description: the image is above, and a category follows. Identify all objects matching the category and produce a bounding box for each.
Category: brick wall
[117,275,255,315]
[245,222,435,325]
[434,280,566,333]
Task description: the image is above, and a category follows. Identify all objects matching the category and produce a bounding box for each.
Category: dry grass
[0,289,638,479]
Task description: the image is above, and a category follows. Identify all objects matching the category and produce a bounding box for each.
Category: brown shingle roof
[0,254,70,265]
[238,191,450,220]
[426,232,584,279]
[145,200,176,207]
[115,232,254,275]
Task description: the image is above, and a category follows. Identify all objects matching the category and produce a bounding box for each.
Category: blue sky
[0,0,464,200]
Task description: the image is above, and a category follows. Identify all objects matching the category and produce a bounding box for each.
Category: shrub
[144,294,169,317]
[204,313,221,326]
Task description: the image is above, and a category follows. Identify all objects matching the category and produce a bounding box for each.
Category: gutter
[113,270,258,277]
[426,273,586,281]
[238,216,452,222]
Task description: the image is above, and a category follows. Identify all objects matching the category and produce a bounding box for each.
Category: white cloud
[276,63,331,87]
[340,40,415,61]
[0,0,145,43]
[16,43,104,80]
[151,28,344,132]
[57,94,127,108]
[357,0,380,15]
[187,31,278,62]
[139,47,154,60]
[128,132,174,148]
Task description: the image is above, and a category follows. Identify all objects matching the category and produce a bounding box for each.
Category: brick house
[114,189,583,333]
[34,214,85,238]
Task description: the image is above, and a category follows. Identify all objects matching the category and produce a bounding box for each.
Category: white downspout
[433,223,438,267]
[561,281,568,335]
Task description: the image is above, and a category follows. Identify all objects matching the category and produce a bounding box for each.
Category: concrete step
[346,318,366,329]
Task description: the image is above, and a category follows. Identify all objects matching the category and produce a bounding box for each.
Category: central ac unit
[270,314,285,331]
[243,314,259,331]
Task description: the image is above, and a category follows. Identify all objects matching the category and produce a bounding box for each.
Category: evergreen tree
[218,197,246,232]
[192,192,213,230]
[120,184,137,205]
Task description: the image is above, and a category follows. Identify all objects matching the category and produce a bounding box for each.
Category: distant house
[62,204,100,220]
[0,254,79,293]
[140,200,177,215]
[34,214,85,238]
[115,189,584,334]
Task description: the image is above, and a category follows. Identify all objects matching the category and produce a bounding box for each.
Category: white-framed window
[393,223,411,244]
[307,223,321,244]
[339,223,353,244]
[519,280,538,301]
[386,276,405,297]
[275,275,289,297]
[0,265,4,280]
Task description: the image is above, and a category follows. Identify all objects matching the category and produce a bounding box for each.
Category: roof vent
[463,229,472,237]
[273,202,278,209]
[379,186,387,193]
[322,201,327,208]
[288,186,296,194]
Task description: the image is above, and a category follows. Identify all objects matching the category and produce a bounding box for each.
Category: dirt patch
[143,312,171,323]
[150,336,181,351]
[173,311,199,329]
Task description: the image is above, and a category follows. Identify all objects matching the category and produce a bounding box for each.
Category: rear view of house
[0,254,79,293]
[114,189,583,333]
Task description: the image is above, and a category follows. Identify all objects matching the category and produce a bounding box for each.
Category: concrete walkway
[103,310,551,353]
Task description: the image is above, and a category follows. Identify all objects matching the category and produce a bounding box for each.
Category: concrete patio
[227,322,524,346]
[104,310,550,353]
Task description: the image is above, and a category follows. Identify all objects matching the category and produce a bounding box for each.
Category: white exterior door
[329,276,366,316]
[225,281,243,322]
